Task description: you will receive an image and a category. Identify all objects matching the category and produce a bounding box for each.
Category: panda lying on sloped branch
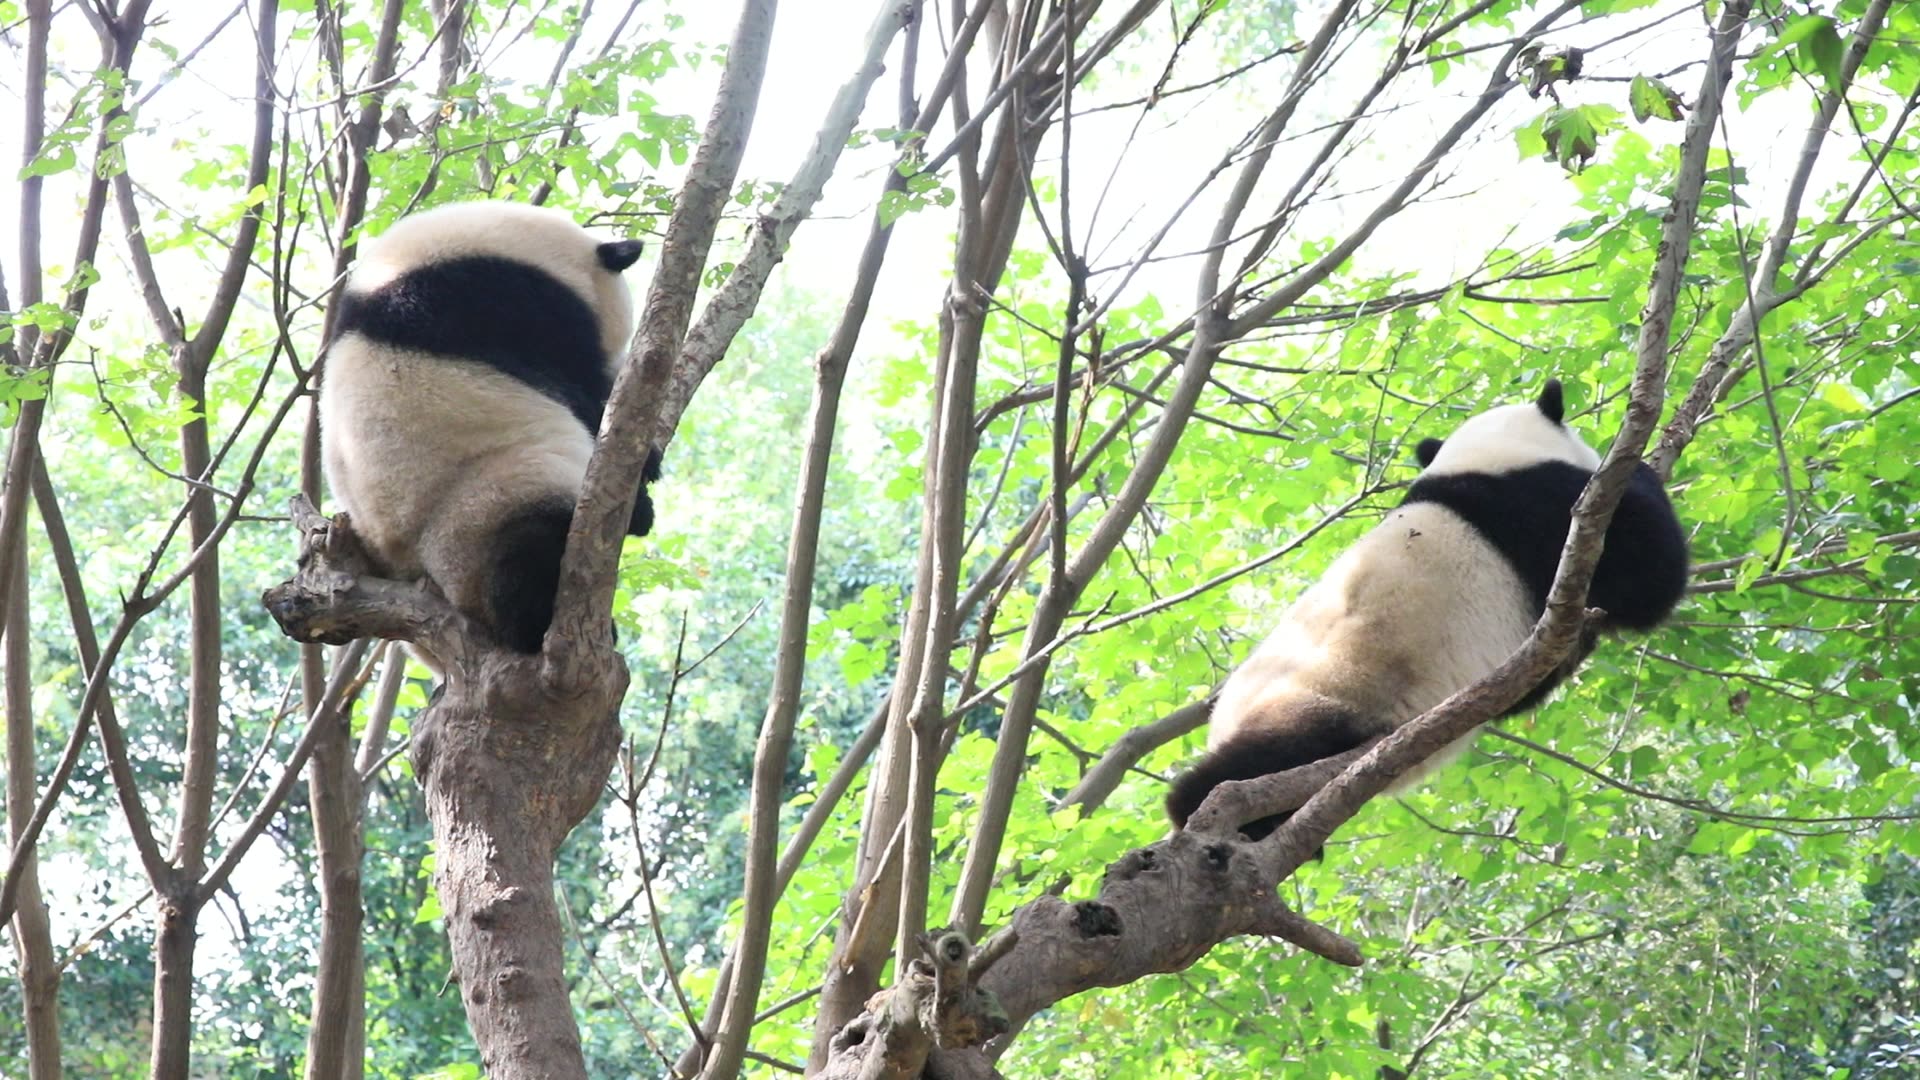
[1165,380,1689,841]
[317,201,661,668]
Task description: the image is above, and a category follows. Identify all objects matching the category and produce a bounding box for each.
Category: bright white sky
[0,0,1824,344]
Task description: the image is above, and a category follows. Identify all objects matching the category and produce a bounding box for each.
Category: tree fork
[265,498,623,1079]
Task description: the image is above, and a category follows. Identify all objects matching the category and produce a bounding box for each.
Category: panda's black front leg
[626,445,664,538]
[1589,462,1690,631]
[1502,617,1601,716]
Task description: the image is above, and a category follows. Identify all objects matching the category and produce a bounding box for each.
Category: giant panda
[317,200,659,664]
[1165,380,1688,840]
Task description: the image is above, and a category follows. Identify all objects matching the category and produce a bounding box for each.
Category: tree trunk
[148,884,200,1080]
[409,656,625,1079]
[305,659,367,1080]
[5,539,62,1079]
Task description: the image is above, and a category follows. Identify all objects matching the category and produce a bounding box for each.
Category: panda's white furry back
[318,201,656,662]
[1166,380,1688,840]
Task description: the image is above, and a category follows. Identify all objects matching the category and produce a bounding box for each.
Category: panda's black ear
[1415,437,1444,467]
[1536,378,1566,424]
[597,239,645,272]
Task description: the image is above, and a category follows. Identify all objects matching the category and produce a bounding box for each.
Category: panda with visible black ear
[318,200,659,667]
[1166,379,1688,840]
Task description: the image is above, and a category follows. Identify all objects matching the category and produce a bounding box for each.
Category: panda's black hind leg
[485,500,573,654]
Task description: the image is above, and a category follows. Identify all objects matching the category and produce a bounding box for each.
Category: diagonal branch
[547,0,780,679]
[1254,0,1753,885]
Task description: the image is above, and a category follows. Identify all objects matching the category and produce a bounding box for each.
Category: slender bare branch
[196,641,372,903]
[701,9,928,1077]
[1650,0,1894,479]
[4,473,62,1078]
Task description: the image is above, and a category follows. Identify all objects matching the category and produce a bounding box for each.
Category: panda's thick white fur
[1209,400,1599,779]
[318,201,653,664]
[1166,381,1688,840]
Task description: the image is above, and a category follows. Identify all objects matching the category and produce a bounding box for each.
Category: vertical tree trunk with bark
[5,535,62,1078]
[305,679,367,1080]
[404,650,627,1078]
[301,3,399,1072]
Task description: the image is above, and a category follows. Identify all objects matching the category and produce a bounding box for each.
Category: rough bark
[820,825,1362,1078]
[305,665,368,1080]
[411,674,623,1078]
[265,499,619,1079]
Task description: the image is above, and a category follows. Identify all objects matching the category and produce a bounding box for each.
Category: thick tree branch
[262,496,467,663]
[819,930,1010,1080]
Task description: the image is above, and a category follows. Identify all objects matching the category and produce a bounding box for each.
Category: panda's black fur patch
[483,495,575,654]
[1404,460,1689,631]
[1400,458,1689,714]
[1164,700,1375,842]
[629,445,664,538]
[330,254,613,433]
[1166,383,1691,845]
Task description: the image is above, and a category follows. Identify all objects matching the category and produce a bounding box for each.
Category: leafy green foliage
[878,165,955,227]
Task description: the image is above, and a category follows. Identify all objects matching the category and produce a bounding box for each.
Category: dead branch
[819,930,1011,1080]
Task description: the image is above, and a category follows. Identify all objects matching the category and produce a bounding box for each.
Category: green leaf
[20,142,76,179]
[1628,74,1685,123]
[1627,744,1661,779]
[1775,13,1834,49]
[1820,381,1866,413]
[1538,104,1614,172]
[1781,15,1846,89]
